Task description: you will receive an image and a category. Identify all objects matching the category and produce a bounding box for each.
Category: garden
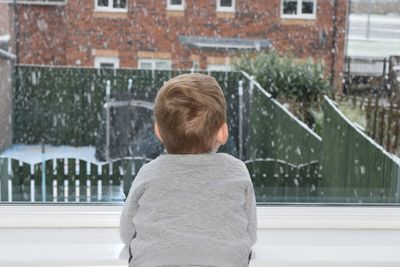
[1,52,400,204]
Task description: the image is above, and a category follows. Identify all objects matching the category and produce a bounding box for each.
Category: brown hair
[154,73,227,154]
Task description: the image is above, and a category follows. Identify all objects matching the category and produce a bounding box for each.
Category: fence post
[394,110,400,154]
[41,143,46,202]
[346,57,351,94]
[30,179,35,202]
[127,79,133,93]
[53,179,57,202]
[379,105,385,146]
[383,58,388,95]
[366,94,372,137]
[372,95,379,139]
[386,99,394,152]
[249,76,255,99]
[245,76,255,160]
[0,158,10,202]
[106,80,111,162]
[238,80,244,160]
[86,179,91,202]
[8,179,12,202]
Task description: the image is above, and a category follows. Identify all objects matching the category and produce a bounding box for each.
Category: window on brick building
[216,0,235,12]
[281,0,316,19]
[207,64,231,72]
[138,59,172,70]
[167,0,184,11]
[94,57,120,68]
[95,0,127,12]
[192,61,200,71]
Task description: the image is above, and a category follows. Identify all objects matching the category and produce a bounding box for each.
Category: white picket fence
[0,156,150,203]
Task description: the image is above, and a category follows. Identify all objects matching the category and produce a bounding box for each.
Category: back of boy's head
[154,73,227,154]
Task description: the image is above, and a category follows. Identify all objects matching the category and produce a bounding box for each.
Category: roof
[179,35,271,51]
[0,49,15,60]
[0,34,16,60]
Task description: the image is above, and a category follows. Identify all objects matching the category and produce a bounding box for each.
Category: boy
[120,73,257,266]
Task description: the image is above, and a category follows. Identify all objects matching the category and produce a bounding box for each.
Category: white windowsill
[1,205,400,229]
[1,205,400,266]
[281,14,316,20]
[216,7,235,13]
[167,5,184,11]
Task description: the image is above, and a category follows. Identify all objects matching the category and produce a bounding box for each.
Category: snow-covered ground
[0,144,101,165]
[347,14,400,57]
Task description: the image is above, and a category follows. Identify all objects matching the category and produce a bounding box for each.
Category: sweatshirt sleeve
[119,168,146,246]
[245,179,257,246]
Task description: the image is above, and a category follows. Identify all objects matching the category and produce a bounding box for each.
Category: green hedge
[234,51,330,128]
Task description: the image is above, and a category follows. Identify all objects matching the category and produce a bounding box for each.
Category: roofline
[0,49,16,60]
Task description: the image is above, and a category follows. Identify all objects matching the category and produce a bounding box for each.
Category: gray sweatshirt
[120,152,257,267]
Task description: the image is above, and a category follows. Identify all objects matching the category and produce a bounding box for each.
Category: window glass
[139,60,171,70]
[97,0,108,7]
[283,0,297,15]
[1,0,400,206]
[139,61,153,69]
[100,63,115,68]
[155,60,171,70]
[220,0,233,8]
[113,0,126,9]
[94,57,119,68]
[302,0,314,14]
[170,0,182,6]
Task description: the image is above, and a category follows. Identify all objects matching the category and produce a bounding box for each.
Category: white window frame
[192,61,200,70]
[94,56,120,68]
[280,0,317,20]
[166,0,185,11]
[207,64,231,72]
[94,0,128,13]
[216,0,235,12]
[138,59,172,70]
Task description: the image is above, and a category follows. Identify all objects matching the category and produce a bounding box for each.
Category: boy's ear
[216,123,229,146]
[154,123,163,143]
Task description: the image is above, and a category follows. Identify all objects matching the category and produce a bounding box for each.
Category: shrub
[233,51,331,128]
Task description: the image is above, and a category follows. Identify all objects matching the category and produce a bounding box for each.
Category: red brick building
[2,0,348,88]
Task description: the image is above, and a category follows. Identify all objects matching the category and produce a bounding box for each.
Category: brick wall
[334,0,349,91]
[14,0,348,91]
[0,3,10,36]
[16,4,66,65]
